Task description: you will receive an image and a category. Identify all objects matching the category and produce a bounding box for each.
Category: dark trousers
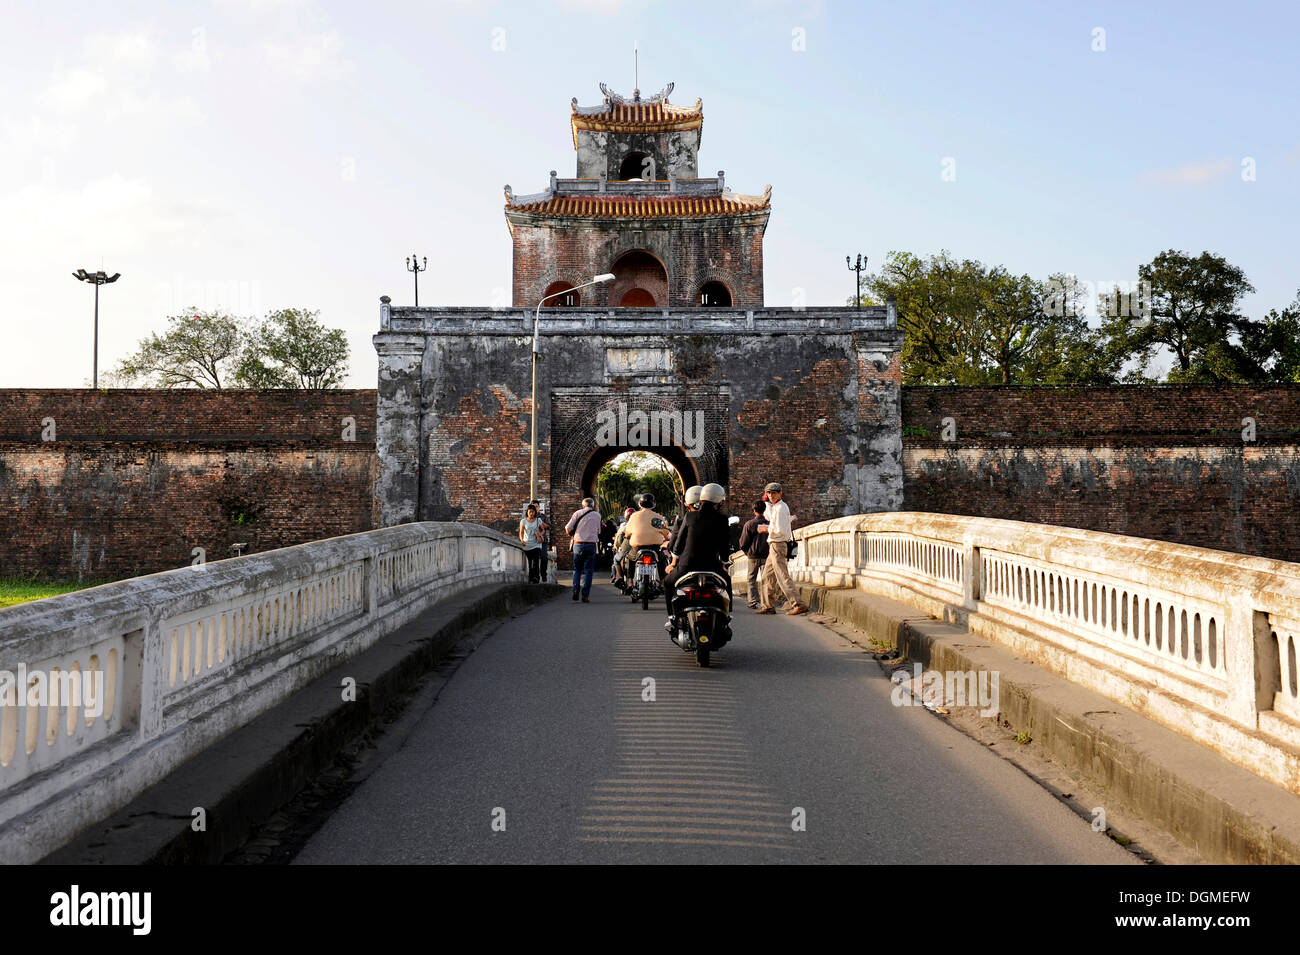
[524,547,541,583]
[746,550,765,603]
[539,545,548,581]
[572,543,597,598]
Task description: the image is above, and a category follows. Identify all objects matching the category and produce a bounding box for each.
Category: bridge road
[294,579,1138,865]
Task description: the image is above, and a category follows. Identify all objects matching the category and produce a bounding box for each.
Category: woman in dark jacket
[664,483,732,621]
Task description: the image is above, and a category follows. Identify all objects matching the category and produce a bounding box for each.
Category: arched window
[698,281,732,307]
[618,151,654,181]
[609,250,668,307]
[543,280,580,307]
[620,288,656,307]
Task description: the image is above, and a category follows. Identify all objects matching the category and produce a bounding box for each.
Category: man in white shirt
[756,482,809,615]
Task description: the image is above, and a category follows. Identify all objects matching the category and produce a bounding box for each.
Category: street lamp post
[846,254,868,310]
[530,273,615,503]
[72,269,121,389]
[406,254,427,306]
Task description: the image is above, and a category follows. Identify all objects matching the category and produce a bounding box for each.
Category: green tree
[868,251,1115,384]
[236,308,349,389]
[594,452,685,521]
[111,309,247,389]
[1241,291,1300,383]
[1098,250,1260,383]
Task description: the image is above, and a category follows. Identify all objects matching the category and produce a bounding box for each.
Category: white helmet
[700,483,725,504]
[684,485,703,506]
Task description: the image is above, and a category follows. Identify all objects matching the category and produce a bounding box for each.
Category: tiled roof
[506,189,770,220]
[570,92,703,146]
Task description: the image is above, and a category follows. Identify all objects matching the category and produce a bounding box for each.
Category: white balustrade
[790,512,1300,790]
[0,522,526,863]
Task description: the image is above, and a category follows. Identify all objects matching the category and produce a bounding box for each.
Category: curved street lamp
[530,273,615,502]
[73,269,121,389]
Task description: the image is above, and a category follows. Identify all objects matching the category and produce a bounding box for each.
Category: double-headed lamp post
[530,273,615,502]
[72,269,121,389]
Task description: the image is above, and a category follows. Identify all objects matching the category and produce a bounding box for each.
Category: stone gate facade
[374,306,903,539]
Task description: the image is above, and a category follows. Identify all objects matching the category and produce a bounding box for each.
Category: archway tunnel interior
[579,447,696,571]
[582,446,699,523]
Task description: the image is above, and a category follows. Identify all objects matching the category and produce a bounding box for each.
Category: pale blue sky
[2,0,1296,387]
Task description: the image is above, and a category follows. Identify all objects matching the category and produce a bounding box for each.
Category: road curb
[42,582,562,865]
[775,579,1300,865]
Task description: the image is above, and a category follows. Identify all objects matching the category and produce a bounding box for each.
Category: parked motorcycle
[667,568,733,667]
[631,544,662,610]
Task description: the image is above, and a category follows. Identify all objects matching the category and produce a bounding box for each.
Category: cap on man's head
[764,482,783,494]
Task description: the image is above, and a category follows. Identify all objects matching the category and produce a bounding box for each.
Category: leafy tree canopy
[236,309,349,389]
[594,452,685,522]
[111,307,349,389]
[865,251,1116,385]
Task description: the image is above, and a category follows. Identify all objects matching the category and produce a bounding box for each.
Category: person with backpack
[737,499,769,609]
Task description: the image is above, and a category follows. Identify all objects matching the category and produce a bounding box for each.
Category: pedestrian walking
[530,499,550,582]
[565,496,602,602]
[756,482,809,615]
[737,499,769,608]
[518,503,546,584]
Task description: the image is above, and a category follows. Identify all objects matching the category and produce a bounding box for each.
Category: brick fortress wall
[902,385,1300,562]
[0,390,377,580]
[8,384,1298,579]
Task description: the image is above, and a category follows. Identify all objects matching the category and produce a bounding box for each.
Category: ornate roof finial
[597,81,675,106]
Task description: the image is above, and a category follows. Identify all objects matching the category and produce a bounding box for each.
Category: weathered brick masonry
[0,390,376,580]
[903,385,1300,562]
[374,306,905,559]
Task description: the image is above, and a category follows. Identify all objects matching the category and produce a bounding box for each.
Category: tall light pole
[73,269,121,389]
[846,254,868,310]
[406,254,427,306]
[530,273,615,502]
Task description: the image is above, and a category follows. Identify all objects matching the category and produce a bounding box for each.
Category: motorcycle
[630,544,662,610]
[667,568,733,668]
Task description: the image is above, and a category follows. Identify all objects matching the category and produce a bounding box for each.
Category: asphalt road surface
[294,579,1138,864]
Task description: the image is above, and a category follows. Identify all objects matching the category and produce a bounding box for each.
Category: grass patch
[0,578,101,609]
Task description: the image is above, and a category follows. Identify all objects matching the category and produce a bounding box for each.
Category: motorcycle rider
[664,482,733,632]
[625,493,671,582]
[669,485,702,553]
[611,506,635,587]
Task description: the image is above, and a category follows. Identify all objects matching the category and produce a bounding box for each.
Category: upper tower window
[699,281,732,307]
[543,280,581,307]
[610,250,668,307]
[619,151,654,181]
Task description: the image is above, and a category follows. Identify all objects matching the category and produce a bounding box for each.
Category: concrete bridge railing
[0,522,526,864]
[787,512,1300,794]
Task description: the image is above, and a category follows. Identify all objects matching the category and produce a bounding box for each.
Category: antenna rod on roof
[634,42,638,100]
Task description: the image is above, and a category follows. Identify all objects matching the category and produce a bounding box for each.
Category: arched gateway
[373,82,903,562]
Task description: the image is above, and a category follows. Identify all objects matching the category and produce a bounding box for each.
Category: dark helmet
[637,492,656,510]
